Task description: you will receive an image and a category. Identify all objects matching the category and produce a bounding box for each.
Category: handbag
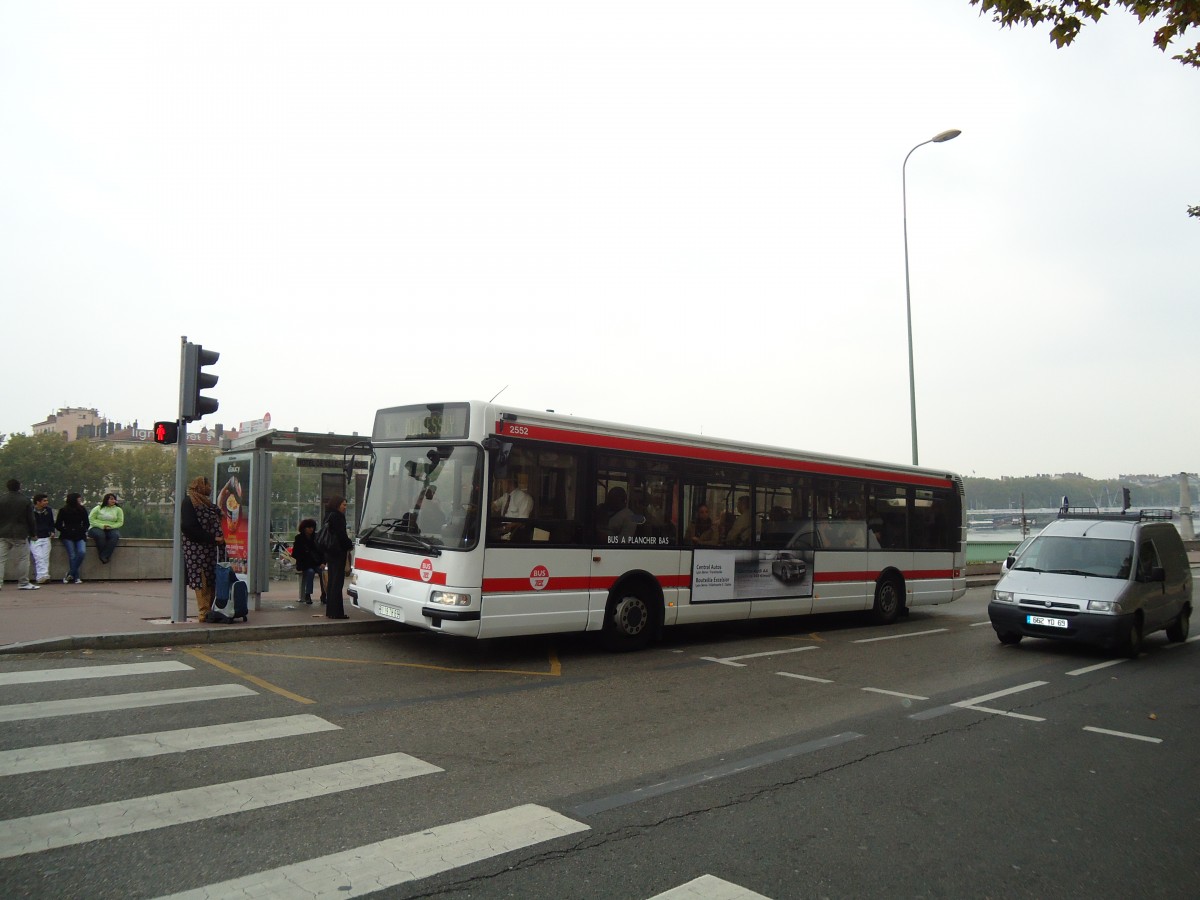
[315,518,341,555]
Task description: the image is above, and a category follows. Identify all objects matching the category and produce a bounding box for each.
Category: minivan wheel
[997,631,1023,646]
[1166,606,1190,643]
[1121,617,1144,659]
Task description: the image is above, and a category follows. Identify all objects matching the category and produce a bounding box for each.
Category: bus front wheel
[602,585,659,652]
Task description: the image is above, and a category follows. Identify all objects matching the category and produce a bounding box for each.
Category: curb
[0,619,406,656]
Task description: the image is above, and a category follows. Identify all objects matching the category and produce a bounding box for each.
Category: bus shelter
[171,429,368,622]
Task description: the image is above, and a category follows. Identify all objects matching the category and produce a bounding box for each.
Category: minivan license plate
[1026,614,1067,629]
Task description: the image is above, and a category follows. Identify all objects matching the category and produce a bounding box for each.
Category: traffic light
[153,421,179,445]
[181,342,219,422]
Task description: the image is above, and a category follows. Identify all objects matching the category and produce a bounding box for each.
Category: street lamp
[903,128,960,466]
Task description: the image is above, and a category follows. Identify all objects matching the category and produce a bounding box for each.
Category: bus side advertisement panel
[691,550,814,603]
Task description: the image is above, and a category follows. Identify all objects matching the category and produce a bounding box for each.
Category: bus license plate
[376,603,403,622]
[1026,614,1067,629]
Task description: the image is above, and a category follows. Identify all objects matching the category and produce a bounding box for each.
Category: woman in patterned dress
[181,476,225,622]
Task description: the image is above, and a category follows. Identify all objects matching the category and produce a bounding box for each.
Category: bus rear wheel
[602,585,658,652]
[872,577,903,625]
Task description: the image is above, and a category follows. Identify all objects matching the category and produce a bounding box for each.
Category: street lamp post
[903,128,960,466]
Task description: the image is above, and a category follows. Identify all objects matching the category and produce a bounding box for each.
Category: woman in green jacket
[88,493,124,564]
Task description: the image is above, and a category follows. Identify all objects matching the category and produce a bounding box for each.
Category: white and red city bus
[348,401,966,649]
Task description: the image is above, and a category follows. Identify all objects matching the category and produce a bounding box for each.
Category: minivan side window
[1136,540,1161,581]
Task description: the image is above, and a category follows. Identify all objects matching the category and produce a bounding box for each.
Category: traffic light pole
[171,337,189,623]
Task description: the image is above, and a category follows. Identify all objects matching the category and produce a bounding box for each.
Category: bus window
[813,479,867,549]
[489,446,583,545]
[910,487,958,550]
[597,456,678,545]
[869,484,908,549]
[757,472,812,550]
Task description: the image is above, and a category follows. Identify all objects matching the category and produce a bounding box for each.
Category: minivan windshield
[1012,535,1135,579]
[358,444,483,552]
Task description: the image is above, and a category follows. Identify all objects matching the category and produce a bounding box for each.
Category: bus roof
[374,400,962,490]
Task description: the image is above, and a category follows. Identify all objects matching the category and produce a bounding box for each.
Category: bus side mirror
[1151,566,1166,583]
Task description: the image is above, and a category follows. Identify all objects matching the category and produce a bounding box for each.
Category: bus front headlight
[993,590,1014,603]
[429,590,472,607]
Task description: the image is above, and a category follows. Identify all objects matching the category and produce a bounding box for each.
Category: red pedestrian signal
[153,420,179,445]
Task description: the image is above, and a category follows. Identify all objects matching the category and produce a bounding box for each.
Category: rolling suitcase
[207,550,249,623]
[230,574,250,623]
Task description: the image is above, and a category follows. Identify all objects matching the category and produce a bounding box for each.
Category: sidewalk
[0,579,400,655]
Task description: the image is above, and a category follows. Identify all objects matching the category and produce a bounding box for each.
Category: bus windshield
[358,444,483,552]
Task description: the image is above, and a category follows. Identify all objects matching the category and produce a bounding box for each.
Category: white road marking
[0,661,192,686]
[1066,659,1127,676]
[954,681,1048,707]
[776,672,834,684]
[0,715,339,777]
[852,628,948,643]
[0,684,256,722]
[952,681,1048,721]
[154,804,589,899]
[702,647,818,667]
[1083,726,1162,744]
[861,688,928,701]
[969,621,993,627]
[962,706,1046,722]
[650,874,773,899]
[0,752,442,859]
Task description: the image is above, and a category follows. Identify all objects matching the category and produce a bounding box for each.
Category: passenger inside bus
[685,505,719,546]
[723,496,753,546]
[597,486,644,542]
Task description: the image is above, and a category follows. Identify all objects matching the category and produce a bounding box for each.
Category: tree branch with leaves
[969,1,1199,67]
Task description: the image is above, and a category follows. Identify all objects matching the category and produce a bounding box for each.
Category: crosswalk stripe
[0,684,257,722]
[155,803,590,899]
[0,661,193,686]
[0,752,442,859]
[0,715,339,777]
[650,874,773,899]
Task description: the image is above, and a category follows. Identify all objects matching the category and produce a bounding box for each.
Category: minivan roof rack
[1057,507,1174,521]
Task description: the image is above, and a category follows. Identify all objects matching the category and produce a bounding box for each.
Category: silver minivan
[988,511,1193,657]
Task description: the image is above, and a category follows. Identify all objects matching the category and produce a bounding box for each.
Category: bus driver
[491,473,533,540]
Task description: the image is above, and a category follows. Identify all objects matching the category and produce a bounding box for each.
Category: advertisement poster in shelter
[214,455,251,573]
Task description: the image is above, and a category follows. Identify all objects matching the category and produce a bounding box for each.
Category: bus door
[479,450,592,637]
[588,466,687,630]
[868,484,915,602]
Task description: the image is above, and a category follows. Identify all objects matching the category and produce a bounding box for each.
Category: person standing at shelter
[321,495,353,619]
[292,518,323,605]
[30,493,55,583]
[180,476,224,622]
[88,493,124,564]
[0,479,39,591]
[56,492,89,583]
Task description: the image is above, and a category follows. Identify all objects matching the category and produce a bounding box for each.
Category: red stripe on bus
[355,557,448,585]
[482,574,693,594]
[496,421,953,489]
[814,569,958,584]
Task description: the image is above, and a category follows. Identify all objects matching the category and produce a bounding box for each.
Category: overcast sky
[2,1,1196,480]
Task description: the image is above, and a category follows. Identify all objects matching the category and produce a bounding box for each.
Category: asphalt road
[2,586,1197,898]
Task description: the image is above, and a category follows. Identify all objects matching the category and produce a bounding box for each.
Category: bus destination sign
[373,403,470,441]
